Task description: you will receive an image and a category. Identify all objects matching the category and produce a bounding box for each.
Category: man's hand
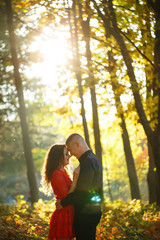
[55,199,63,210]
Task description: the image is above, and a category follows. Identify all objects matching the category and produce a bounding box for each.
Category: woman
[41,144,80,240]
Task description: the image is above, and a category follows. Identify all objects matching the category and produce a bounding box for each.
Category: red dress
[48,169,75,240]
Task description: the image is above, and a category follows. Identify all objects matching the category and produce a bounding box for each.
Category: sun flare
[27,28,71,87]
[40,36,67,65]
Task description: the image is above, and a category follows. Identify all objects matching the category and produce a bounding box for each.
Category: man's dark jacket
[61,149,102,213]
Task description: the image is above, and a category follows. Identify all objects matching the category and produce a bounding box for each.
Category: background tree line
[0,0,159,205]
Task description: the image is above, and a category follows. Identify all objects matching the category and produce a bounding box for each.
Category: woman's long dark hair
[41,144,66,195]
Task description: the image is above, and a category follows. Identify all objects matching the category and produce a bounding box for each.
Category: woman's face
[63,147,71,166]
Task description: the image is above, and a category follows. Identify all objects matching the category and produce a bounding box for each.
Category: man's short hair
[66,133,84,145]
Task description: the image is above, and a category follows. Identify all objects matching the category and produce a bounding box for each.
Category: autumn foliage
[97,200,160,239]
[0,196,160,240]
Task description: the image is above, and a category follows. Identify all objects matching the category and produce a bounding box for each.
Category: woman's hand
[73,165,80,181]
[55,199,63,210]
[68,165,80,194]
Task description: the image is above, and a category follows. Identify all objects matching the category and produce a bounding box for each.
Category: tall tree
[78,0,102,163]
[146,0,160,204]
[92,0,160,205]
[136,0,157,203]
[67,0,91,147]
[5,0,39,204]
[108,50,141,200]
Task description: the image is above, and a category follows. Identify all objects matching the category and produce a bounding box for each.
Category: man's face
[66,142,78,158]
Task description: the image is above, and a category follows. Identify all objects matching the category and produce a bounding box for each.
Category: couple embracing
[41,133,102,240]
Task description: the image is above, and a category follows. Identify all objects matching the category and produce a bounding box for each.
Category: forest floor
[0,196,160,239]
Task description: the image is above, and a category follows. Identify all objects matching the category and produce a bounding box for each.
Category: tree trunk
[136,0,153,99]
[108,51,141,200]
[70,2,91,147]
[150,0,160,204]
[136,0,156,202]
[107,0,153,141]
[5,0,39,204]
[152,134,160,204]
[108,0,160,204]
[147,142,157,203]
[92,0,160,204]
[121,117,141,199]
[80,1,102,163]
[78,0,104,200]
[104,166,113,202]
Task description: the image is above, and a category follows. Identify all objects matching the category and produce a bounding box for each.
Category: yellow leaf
[112,226,118,234]
[6,216,12,222]
[15,219,22,226]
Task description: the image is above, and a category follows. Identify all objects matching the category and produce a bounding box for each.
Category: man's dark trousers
[74,210,102,240]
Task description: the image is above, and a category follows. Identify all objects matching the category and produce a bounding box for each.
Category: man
[58,133,102,240]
